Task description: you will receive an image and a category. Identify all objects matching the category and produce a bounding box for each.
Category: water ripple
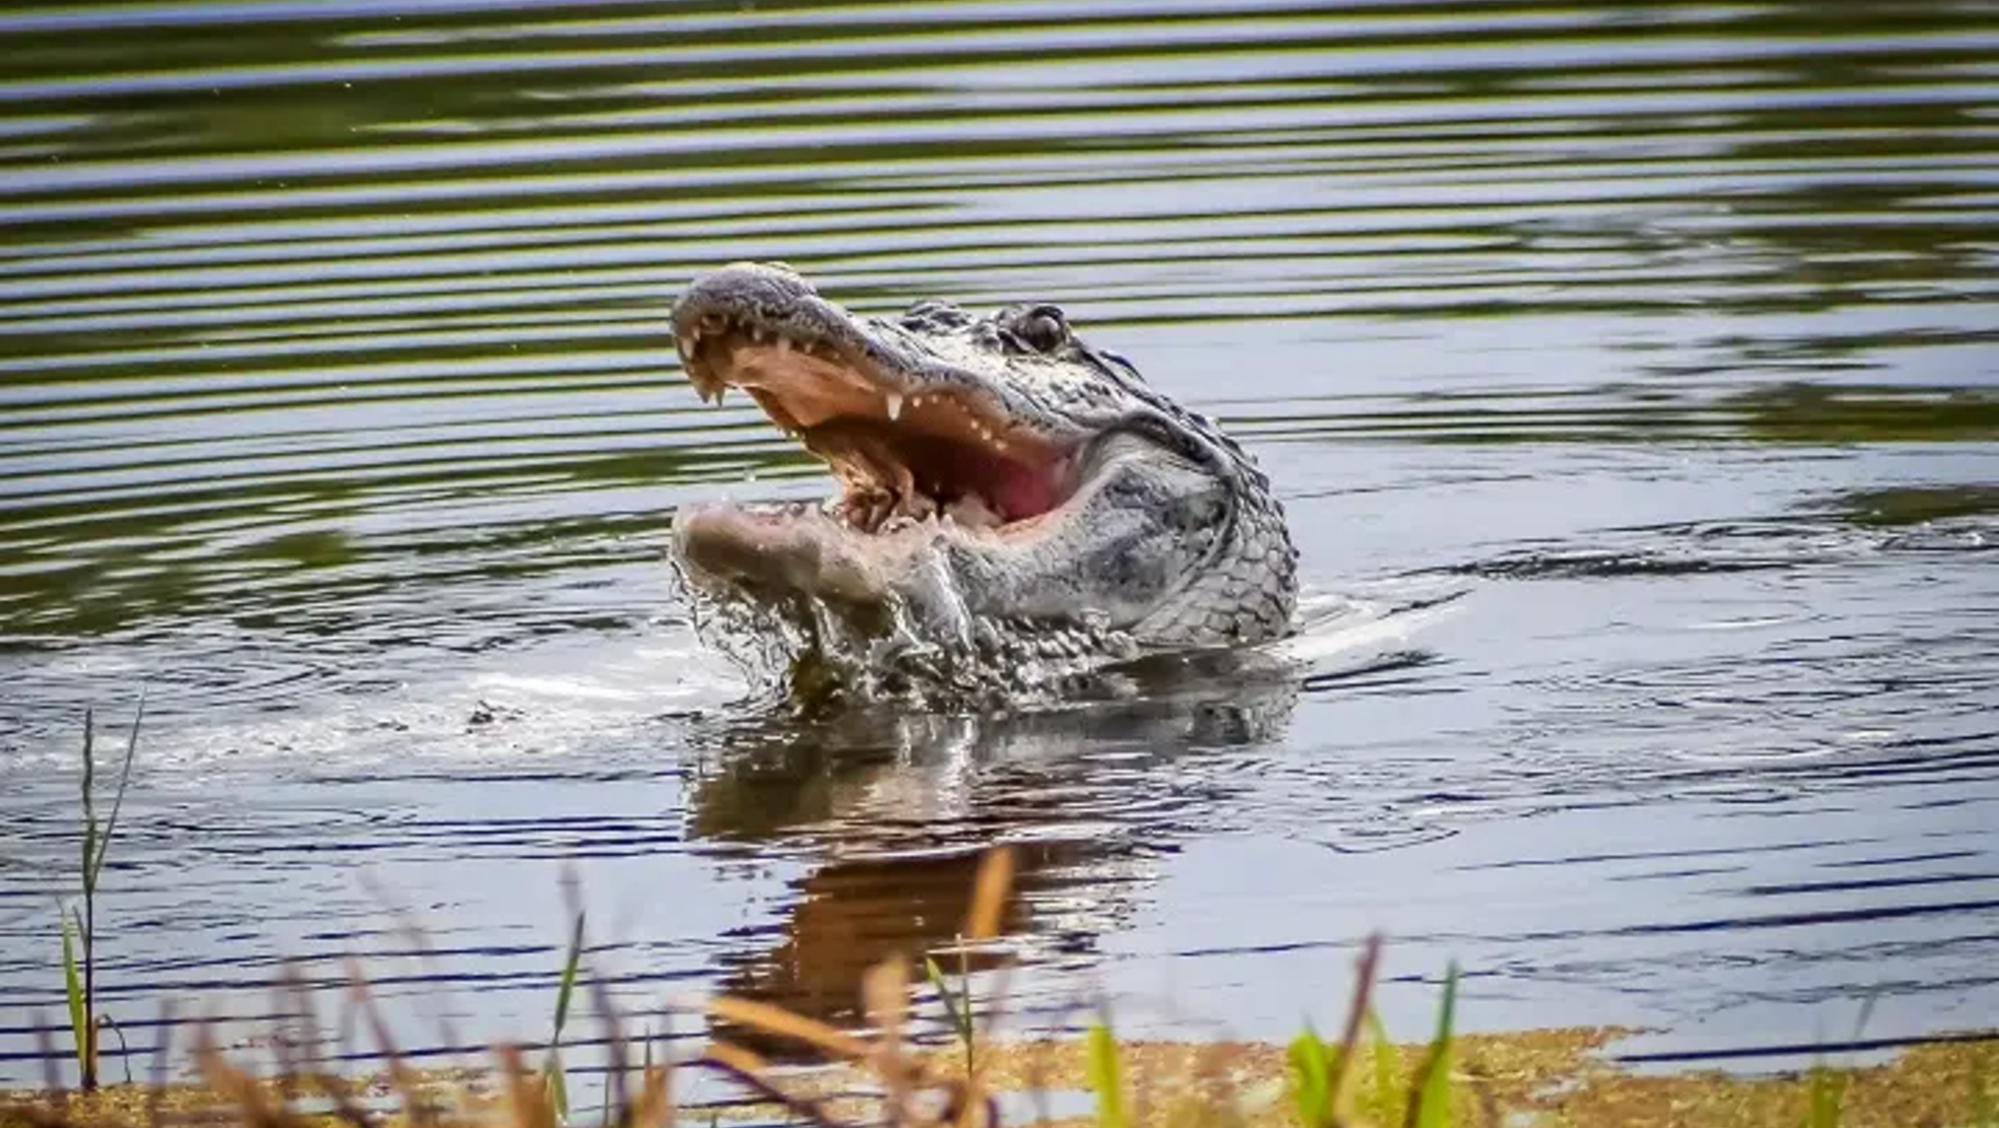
[4,0,1998,1085]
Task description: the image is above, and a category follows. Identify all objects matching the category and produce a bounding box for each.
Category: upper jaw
[670,262,1106,445]
[671,263,874,406]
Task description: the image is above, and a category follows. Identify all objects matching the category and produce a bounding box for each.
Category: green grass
[1088,1018,1128,1128]
[542,910,587,1125]
[58,699,145,1093]
[924,949,977,1079]
[1964,1068,1997,1128]
[1409,964,1458,1128]
[1071,935,1460,1128]
[1285,1024,1336,1128]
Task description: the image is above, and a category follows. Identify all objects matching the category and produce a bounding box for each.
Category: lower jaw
[672,491,1062,603]
[671,500,945,606]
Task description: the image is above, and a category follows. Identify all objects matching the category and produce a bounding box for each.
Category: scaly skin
[669,262,1297,667]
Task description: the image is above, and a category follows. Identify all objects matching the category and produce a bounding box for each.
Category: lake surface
[3,0,1997,1090]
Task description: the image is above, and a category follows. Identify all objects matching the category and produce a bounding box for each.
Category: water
[3,0,1997,1087]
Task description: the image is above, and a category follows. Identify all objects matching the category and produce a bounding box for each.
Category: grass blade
[925,956,970,1042]
[1316,930,1383,1126]
[552,911,585,1036]
[80,822,98,901]
[1407,964,1458,1128]
[925,951,979,1078]
[88,695,145,889]
[1850,991,1879,1043]
[1287,1027,1334,1128]
[79,710,96,892]
[545,1049,569,1125]
[60,907,91,1080]
[544,910,586,1122]
[1087,1019,1126,1128]
[1805,1065,1845,1128]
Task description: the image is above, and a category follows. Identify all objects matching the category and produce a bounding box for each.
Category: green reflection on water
[1732,383,1999,444]
[1,0,1994,642]
[1822,485,1999,528]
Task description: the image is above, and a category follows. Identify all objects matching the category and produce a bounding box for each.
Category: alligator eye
[1016,305,1069,352]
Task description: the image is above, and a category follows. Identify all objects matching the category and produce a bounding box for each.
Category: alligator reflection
[680,655,1308,1050]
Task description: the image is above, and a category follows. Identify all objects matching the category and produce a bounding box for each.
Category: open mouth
[676,313,1082,536]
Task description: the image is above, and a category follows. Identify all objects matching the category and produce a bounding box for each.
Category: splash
[668,556,1143,711]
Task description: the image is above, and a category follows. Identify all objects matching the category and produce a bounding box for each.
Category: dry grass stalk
[493,1044,555,1128]
[192,1026,292,1128]
[622,1056,673,1128]
[694,1042,854,1128]
[342,958,436,1128]
[273,971,375,1128]
[581,971,628,1120]
[1326,933,1382,1127]
[702,999,872,1066]
[865,957,914,1124]
[964,850,1014,943]
[35,1020,65,1120]
[145,1002,177,1128]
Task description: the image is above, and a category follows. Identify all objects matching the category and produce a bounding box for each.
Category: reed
[58,701,145,1092]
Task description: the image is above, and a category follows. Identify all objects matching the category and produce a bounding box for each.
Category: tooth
[776,336,793,354]
[886,392,904,421]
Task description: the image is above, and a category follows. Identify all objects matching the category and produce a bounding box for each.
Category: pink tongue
[987,463,1059,522]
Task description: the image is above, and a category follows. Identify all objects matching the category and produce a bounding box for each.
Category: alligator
[668,262,1297,696]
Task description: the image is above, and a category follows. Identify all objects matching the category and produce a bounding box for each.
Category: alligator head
[668,262,1296,695]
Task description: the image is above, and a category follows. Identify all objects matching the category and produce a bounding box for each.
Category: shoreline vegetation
[8,719,1996,1128]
